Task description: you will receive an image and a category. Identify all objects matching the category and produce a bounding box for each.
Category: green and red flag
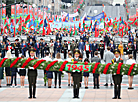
[25,14,30,24]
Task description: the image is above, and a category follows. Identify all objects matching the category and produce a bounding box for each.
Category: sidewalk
[0,88,138,102]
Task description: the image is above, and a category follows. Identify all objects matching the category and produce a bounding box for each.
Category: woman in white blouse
[49,40,54,58]
[54,53,63,88]
[126,54,136,89]
[66,53,73,86]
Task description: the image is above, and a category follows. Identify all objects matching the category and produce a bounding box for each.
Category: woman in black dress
[18,55,26,88]
[83,58,89,89]
[5,51,12,86]
[0,53,4,87]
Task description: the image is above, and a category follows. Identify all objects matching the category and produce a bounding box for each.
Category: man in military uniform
[14,39,20,57]
[72,49,82,98]
[28,48,38,99]
[99,40,105,59]
[40,38,44,58]
[28,38,34,57]
[70,40,76,57]
[63,40,68,59]
[112,50,123,99]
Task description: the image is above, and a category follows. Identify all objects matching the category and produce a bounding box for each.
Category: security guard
[72,49,82,98]
[112,49,123,99]
[14,39,20,57]
[28,48,38,99]
[63,40,68,59]
[99,40,105,59]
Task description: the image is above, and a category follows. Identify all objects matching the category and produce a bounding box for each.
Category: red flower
[92,63,100,73]
[73,61,78,64]
[10,57,21,68]
[59,46,60,47]
[45,60,58,71]
[28,43,30,45]
[33,59,46,69]
[59,61,68,71]
[128,63,135,75]
[24,45,26,47]
[0,58,8,67]
[10,47,12,49]
[84,61,88,65]
[103,63,111,74]
[21,58,34,68]
[116,63,123,74]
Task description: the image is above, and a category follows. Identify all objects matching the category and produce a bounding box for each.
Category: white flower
[135,65,137,67]
[41,63,45,66]
[110,70,113,72]
[113,73,116,75]
[133,72,135,74]
[122,72,124,75]
[40,66,43,69]
[20,59,23,61]
[123,68,125,71]
[134,68,137,71]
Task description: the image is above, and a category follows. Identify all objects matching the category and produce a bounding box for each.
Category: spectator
[0,53,4,88]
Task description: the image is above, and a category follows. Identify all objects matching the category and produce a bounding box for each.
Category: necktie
[37,43,39,48]
[135,45,136,49]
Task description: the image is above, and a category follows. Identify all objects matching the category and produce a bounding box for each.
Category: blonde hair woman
[5,51,12,86]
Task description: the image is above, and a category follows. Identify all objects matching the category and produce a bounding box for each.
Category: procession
[0,0,138,102]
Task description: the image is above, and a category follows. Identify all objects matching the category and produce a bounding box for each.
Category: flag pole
[14,0,16,37]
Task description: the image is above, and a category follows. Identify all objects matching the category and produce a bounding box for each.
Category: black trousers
[41,50,44,58]
[73,76,81,88]
[112,75,122,90]
[100,50,104,59]
[28,76,37,97]
[54,71,61,87]
[11,74,17,86]
[93,74,99,87]
[133,51,137,60]
[64,50,67,59]
[86,51,89,58]
[15,50,19,57]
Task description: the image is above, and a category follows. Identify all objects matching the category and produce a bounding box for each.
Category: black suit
[92,43,98,57]
[133,44,137,60]
[28,57,37,98]
[14,43,20,57]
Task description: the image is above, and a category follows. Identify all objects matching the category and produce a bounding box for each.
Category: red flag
[43,27,45,36]
[47,23,51,35]
[14,27,15,37]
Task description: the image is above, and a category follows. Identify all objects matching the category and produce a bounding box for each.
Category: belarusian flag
[88,20,92,31]
[73,24,77,35]
[83,19,85,31]
[70,27,73,37]
[25,14,30,24]
[39,20,43,29]
[47,23,51,35]
[79,22,81,31]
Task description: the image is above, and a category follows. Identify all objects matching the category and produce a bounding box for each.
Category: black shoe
[59,86,61,88]
[112,97,117,99]
[118,97,121,99]
[85,87,88,89]
[48,86,51,88]
[0,86,1,88]
[33,96,36,99]
[44,83,46,86]
[118,89,121,99]
[97,87,100,89]
[128,87,134,89]
[71,84,73,86]
[54,86,56,88]
[93,87,96,89]
[68,84,70,86]
[110,83,113,86]
[104,83,108,86]
[28,97,32,99]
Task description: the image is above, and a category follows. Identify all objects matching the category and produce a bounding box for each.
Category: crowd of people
[0,30,138,99]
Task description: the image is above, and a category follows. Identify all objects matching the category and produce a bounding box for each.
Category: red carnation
[84,61,88,65]
[24,45,26,47]
[28,43,30,45]
[10,47,12,49]
[73,61,78,64]
[59,46,60,47]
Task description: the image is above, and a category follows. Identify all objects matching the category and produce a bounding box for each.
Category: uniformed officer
[99,40,105,59]
[63,40,68,59]
[28,48,38,99]
[72,49,82,99]
[127,41,133,55]
[112,49,123,99]
[40,38,44,58]
[70,40,76,57]
[14,39,20,57]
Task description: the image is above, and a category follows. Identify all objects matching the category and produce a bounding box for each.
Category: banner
[61,12,79,18]
[84,12,105,21]
[65,64,91,72]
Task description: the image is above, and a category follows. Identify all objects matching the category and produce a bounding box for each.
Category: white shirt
[67,57,73,62]
[54,58,63,62]
[86,44,89,51]
[126,59,136,64]
[42,56,52,61]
